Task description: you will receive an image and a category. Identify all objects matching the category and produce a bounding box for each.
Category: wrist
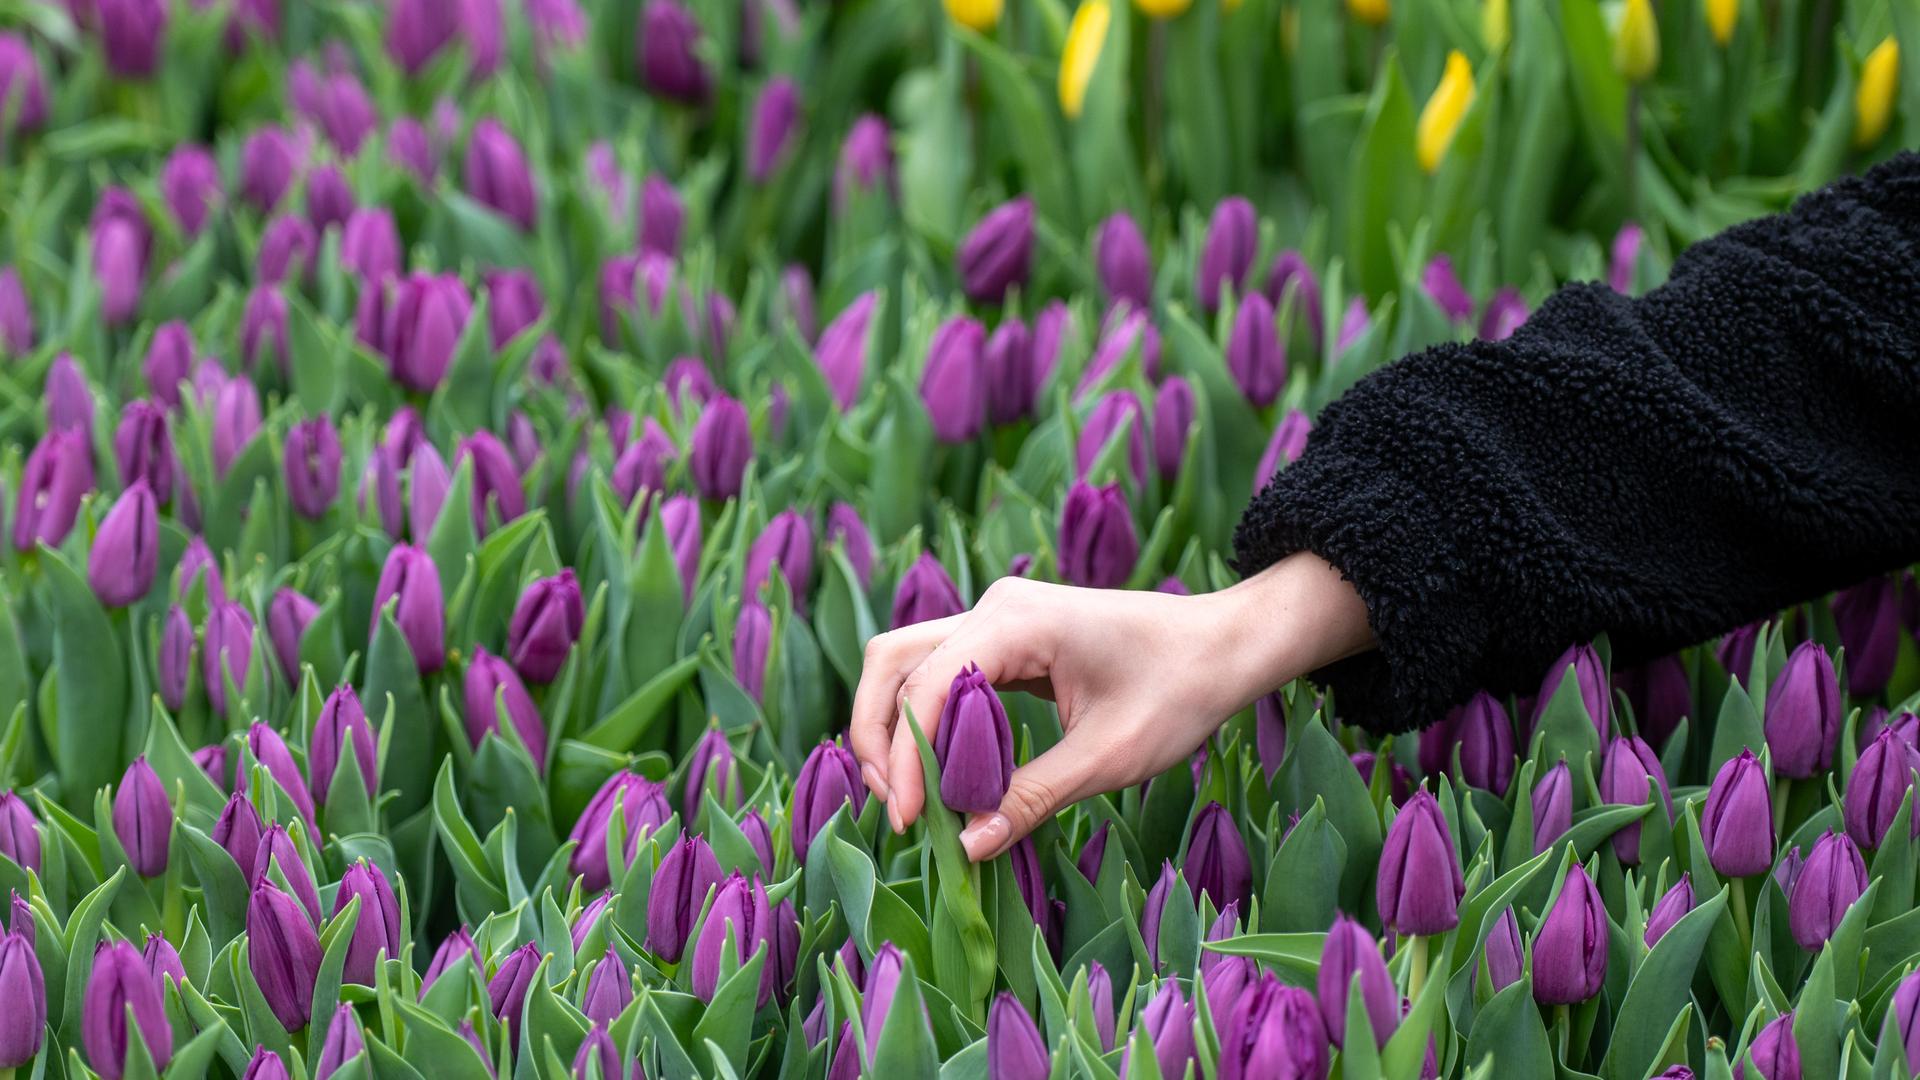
[1204,552,1374,711]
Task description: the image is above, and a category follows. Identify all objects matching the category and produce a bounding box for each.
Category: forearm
[1201,553,1374,712]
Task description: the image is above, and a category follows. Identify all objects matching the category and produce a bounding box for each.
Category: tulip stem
[1146,20,1167,193]
[1405,934,1427,1003]
[1623,84,1641,222]
[1730,876,1752,957]
[1553,1003,1571,1061]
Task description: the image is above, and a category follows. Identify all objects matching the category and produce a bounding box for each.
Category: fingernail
[862,763,890,802]
[888,804,904,835]
[959,814,1011,861]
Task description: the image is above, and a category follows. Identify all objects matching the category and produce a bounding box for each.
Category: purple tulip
[1600,735,1671,864]
[371,544,445,673]
[1775,845,1807,898]
[1450,692,1515,794]
[112,757,170,877]
[464,647,547,768]
[1077,307,1161,396]
[1122,982,1195,1079]
[1377,791,1464,935]
[1891,971,1920,1074]
[143,322,196,407]
[241,284,291,373]
[1262,250,1324,344]
[1609,223,1644,294]
[159,145,220,236]
[1845,729,1920,849]
[566,772,669,892]
[1253,408,1312,490]
[777,263,817,344]
[1228,293,1287,408]
[0,924,44,1067]
[1094,211,1153,309]
[83,940,173,1078]
[265,587,318,684]
[933,664,1014,814]
[299,70,375,156]
[748,77,801,182]
[569,1026,620,1079]
[1532,760,1573,855]
[1195,197,1257,313]
[240,126,302,213]
[637,174,683,257]
[1317,913,1395,1048]
[334,860,401,985]
[248,879,321,1031]
[311,685,377,805]
[1479,288,1528,341]
[407,443,451,541]
[381,272,473,392]
[43,355,92,442]
[835,114,893,208]
[792,739,864,861]
[1186,802,1252,912]
[11,429,93,552]
[1152,377,1197,481]
[690,872,773,1004]
[1718,621,1765,686]
[386,117,437,184]
[1421,254,1473,322]
[0,795,40,875]
[1788,830,1867,951]
[1059,481,1138,589]
[1217,974,1326,1080]
[0,267,29,356]
[421,926,481,994]
[1644,872,1694,947]
[505,570,584,684]
[891,553,964,629]
[824,503,875,588]
[1256,693,1288,782]
[684,727,736,821]
[611,419,674,512]
[1613,654,1692,749]
[0,31,46,140]
[340,210,401,284]
[648,834,723,962]
[984,317,1036,425]
[581,948,633,1023]
[1831,576,1901,696]
[745,510,815,605]
[732,600,773,702]
[312,1005,364,1079]
[657,495,703,603]
[107,404,168,510]
[280,416,343,521]
[98,0,167,78]
[638,0,711,104]
[987,992,1048,1080]
[303,165,355,235]
[1735,1011,1800,1080]
[386,0,461,73]
[86,481,158,609]
[90,189,150,326]
[958,197,1034,302]
[212,793,262,882]
[1532,862,1607,1004]
[487,942,540,1045]
[197,602,254,720]
[464,120,536,231]
[483,269,544,349]
[1702,750,1775,878]
[457,430,525,533]
[1483,908,1523,992]
[247,724,317,830]
[691,396,752,500]
[1534,642,1611,736]
[1072,389,1150,490]
[738,809,774,874]
[1764,641,1841,779]
[920,316,988,443]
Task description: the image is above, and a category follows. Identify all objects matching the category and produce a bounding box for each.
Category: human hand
[848,551,1373,861]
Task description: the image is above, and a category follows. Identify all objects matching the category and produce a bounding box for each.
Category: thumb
[958,742,1090,862]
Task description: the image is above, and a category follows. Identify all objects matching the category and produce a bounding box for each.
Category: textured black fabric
[1234,151,1920,734]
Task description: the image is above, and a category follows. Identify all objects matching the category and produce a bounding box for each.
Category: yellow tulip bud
[1347,0,1390,25]
[1060,0,1112,121]
[1614,0,1660,83]
[1416,50,1475,174]
[1281,5,1298,54]
[1483,0,1510,52]
[1705,0,1737,46]
[1855,37,1900,149]
[943,0,1002,32]
[1135,0,1193,17]
[1222,0,1242,12]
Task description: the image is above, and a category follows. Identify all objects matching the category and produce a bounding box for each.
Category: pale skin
[849,551,1375,861]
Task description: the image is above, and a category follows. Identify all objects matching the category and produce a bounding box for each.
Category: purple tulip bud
[1535,642,1611,736]
[1531,863,1607,1004]
[1845,729,1920,849]
[44,354,93,441]
[792,292,868,412]
[1702,749,1775,878]
[1377,791,1464,935]
[987,992,1048,1080]
[407,442,452,543]
[857,942,913,1058]
[282,416,342,521]
[1447,692,1514,794]
[1788,830,1866,951]
[1421,254,1473,322]
[464,647,547,769]
[835,113,893,209]
[891,553,964,629]
[1253,408,1312,490]
[769,264,817,346]
[12,429,93,552]
[1776,845,1807,897]
[649,834,723,963]
[199,602,254,720]
[421,926,481,993]
[565,772,666,892]
[340,210,401,284]
[933,664,1014,814]
[731,600,774,703]
[1718,621,1765,686]
[569,1025,620,1079]
[1613,654,1691,749]
[482,269,544,350]
[0,795,39,876]
[690,396,752,500]
[382,272,473,392]
[634,174,684,258]
[1059,481,1138,590]
[254,215,316,291]
[638,0,711,104]
[311,686,377,805]
[1317,913,1395,1048]
[691,872,772,1004]
[1217,973,1325,1080]
[1735,1011,1800,1080]
[1351,752,1414,805]
[505,570,583,685]
[86,481,159,609]
[1764,642,1841,779]
[1531,761,1573,855]
[1091,212,1153,310]
[684,728,736,821]
[1482,908,1523,992]
[921,316,988,443]
[1186,802,1252,913]
[657,495,703,603]
[1139,860,1190,970]
[1600,735,1671,864]
[748,77,801,182]
[331,860,401,986]
[1831,577,1900,696]
[1076,307,1161,397]
[1262,250,1324,344]
[385,117,437,184]
[1227,293,1287,408]
[246,725,316,831]
[1609,223,1644,294]
[456,1020,492,1078]
[458,430,525,533]
[142,322,195,408]
[159,145,220,237]
[0,924,44,1067]
[1892,971,1920,1074]
[211,376,263,476]
[957,197,1034,303]
[240,126,302,213]
[1644,872,1694,947]
[111,757,170,877]
[386,0,460,72]
[98,0,167,78]
[1479,288,1528,341]
[304,71,375,156]
[83,940,173,1078]
[1255,693,1287,782]
[0,267,29,357]
[464,120,536,231]
[581,947,633,1023]
[313,1004,364,1079]
[984,317,1036,426]
[792,739,864,861]
[1152,377,1196,481]
[113,401,174,505]
[487,942,541,1045]
[1196,197,1257,313]
[212,792,262,882]
[745,510,814,606]
[247,879,321,1031]
[823,503,875,588]
[265,587,318,684]
[179,536,224,605]
[373,544,445,673]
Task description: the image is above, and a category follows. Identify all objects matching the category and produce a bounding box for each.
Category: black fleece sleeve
[1233,151,1920,734]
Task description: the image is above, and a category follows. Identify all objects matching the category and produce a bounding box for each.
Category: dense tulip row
[0,0,1910,1079]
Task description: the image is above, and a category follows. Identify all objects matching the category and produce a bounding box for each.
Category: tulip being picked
[934,664,1014,814]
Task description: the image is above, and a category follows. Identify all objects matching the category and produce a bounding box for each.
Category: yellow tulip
[1347,0,1390,26]
[1614,0,1660,82]
[1222,0,1241,12]
[1060,0,1112,121]
[1135,0,1193,17]
[1483,0,1509,52]
[943,0,1002,32]
[1855,37,1900,149]
[1281,5,1298,54]
[1705,0,1737,46]
[1416,50,1475,174]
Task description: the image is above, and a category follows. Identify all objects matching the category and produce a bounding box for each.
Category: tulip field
[0,0,1915,1077]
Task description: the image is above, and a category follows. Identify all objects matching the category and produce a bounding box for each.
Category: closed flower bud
[257,214,315,285]
[0,794,40,874]
[648,834,722,962]
[835,114,893,209]
[1788,830,1866,951]
[748,78,801,183]
[746,510,815,605]
[1893,970,1920,1074]
[240,126,302,214]
[1855,38,1899,149]
[892,553,964,629]
[1152,377,1196,481]
[984,317,1036,425]
[0,926,44,1067]
[313,1004,364,1080]
[311,685,377,805]
[1479,287,1528,341]
[1482,908,1523,992]
[203,602,256,720]
[1599,735,1671,864]
[1613,654,1691,748]
[464,647,548,769]
[143,322,196,408]
[158,606,196,712]
[212,793,263,883]
[691,396,753,500]
[733,600,773,702]
[0,266,32,355]
[266,588,317,684]
[1764,641,1841,779]
[1614,0,1659,81]
[1256,694,1287,782]
[421,926,481,993]
[792,739,864,861]
[1227,293,1287,408]
[191,743,222,785]
[1531,862,1608,1004]
[1093,212,1153,310]
[407,442,452,543]
[464,120,536,231]
[83,940,173,1078]
[1122,982,1194,1079]
[638,0,711,104]
[684,727,736,821]
[386,0,460,73]
[860,943,910,1057]
[1187,802,1252,913]
[340,209,401,284]
[1536,642,1610,735]
[741,809,774,873]
[1609,222,1645,295]
[284,417,341,521]
[1701,749,1775,878]
[334,860,401,985]
[114,401,174,505]
[88,481,159,608]
[1845,728,1920,849]
[1075,389,1150,488]
[662,358,716,414]
[112,757,170,877]
[776,263,817,345]
[636,174,684,258]
[1317,913,1395,1048]
[457,430,525,533]
[1195,196,1257,313]
[1834,576,1901,697]
[957,197,1034,303]
[381,272,473,392]
[12,429,93,551]
[483,269,543,349]
[691,872,772,1004]
[1421,252,1474,323]
[1448,691,1514,794]
[0,34,48,138]
[988,992,1048,1080]
[487,942,541,1045]
[1416,51,1475,173]
[373,544,445,674]
[46,353,94,439]
[566,772,668,893]
[1059,481,1138,590]
[570,1025,620,1078]
[1217,974,1326,1080]
[1740,1012,1801,1080]
[1377,790,1464,935]
[657,495,703,603]
[248,723,317,828]
[824,503,875,589]
[506,570,584,684]
[1531,760,1573,855]
[934,664,1014,814]
[98,0,167,78]
[1254,408,1312,490]
[1262,250,1324,345]
[921,316,989,443]
[159,144,220,238]
[581,947,633,1023]
[813,292,877,410]
[1644,872,1693,947]
[209,378,263,482]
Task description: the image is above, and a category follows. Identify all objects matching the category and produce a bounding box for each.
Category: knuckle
[861,633,895,668]
[1002,774,1066,830]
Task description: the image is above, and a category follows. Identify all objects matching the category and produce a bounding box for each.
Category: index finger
[847,616,962,801]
